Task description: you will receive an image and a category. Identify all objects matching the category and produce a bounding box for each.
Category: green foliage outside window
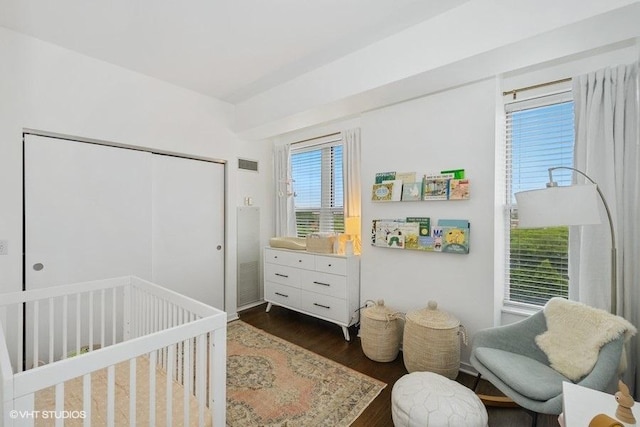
[295,211,344,237]
[509,227,569,305]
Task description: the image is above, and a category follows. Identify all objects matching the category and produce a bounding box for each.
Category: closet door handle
[313,303,330,309]
[313,281,330,287]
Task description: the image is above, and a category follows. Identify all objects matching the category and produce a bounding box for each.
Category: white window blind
[505,91,574,306]
[291,141,344,237]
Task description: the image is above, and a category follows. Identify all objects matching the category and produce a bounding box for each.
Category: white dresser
[264,247,360,340]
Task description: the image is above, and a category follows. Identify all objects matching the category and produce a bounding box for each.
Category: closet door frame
[22,129,227,304]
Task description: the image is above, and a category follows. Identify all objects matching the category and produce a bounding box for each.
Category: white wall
[360,79,497,369]
[0,27,272,320]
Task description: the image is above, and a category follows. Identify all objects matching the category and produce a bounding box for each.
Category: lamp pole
[546,167,617,314]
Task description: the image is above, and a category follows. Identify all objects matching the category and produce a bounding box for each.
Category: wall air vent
[238,158,259,172]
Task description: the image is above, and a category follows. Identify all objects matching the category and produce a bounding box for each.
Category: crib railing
[0,276,227,427]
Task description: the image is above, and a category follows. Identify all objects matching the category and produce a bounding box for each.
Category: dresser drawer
[300,291,348,324]
[265,282,300,307]
[265,248,315,269]
[264,263,300,287]
[314,256,347,275]
[300,270,347,299]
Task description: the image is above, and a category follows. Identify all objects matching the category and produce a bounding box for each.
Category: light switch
[0,240,7,255]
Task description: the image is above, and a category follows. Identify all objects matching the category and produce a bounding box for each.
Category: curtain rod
[291,132,342,149]
[503,77,572,100]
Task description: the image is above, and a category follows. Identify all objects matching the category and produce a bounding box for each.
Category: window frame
[503,89,575,308]
[290,138,344,238]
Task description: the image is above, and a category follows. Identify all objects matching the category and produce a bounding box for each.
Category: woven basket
[360,300,402,362]
[306,233,336,254]
[402,300,467,379]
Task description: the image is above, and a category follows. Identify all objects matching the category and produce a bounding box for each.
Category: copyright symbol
[9,410,18,419]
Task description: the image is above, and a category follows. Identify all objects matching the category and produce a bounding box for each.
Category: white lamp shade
[515,184,602,228]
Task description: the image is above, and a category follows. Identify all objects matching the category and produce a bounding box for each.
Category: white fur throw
[535,298,637,381]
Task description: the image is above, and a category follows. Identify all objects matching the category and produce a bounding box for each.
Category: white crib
[0,276,227,426]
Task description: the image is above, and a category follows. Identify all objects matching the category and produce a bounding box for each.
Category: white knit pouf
[391,372,488,427]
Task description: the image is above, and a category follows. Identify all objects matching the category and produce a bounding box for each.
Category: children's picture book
[401,182,422,201]
[437,219,470,254]
[371,183,394,201]
[398,221,420,249]
[375,171,396,184]
[406,217,431,238]
[431,227,445,252]
[448,179,470,200]
[440,169,465,179]
[395,171,417,184]
[373,220,404,248]
[382,179,403,201]
[422,174,452,200]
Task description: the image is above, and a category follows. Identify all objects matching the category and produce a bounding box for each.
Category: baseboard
[237,300,267,313]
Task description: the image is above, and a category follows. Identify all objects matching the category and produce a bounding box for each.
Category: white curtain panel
[342,128,362,253]
[273,143,296,236]
[571,62,639,396]
[342,128,362,218]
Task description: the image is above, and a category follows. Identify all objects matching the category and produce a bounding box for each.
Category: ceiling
[0,0,469,104]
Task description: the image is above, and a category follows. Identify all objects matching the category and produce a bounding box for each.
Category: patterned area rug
[227,321,386,426]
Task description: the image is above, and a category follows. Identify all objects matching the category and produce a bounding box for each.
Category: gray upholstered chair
[470,310,624,419]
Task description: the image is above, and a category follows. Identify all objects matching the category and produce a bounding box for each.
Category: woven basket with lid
[360,299,402,362]
[402,300,467,379]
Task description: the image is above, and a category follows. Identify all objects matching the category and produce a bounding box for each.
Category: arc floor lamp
[515,166,617,314]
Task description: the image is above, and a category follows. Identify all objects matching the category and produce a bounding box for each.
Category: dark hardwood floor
[238,303,560,427]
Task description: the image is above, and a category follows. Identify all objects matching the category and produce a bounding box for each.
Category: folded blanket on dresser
[535,297,636,381]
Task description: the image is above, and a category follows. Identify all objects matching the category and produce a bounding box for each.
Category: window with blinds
[291,142,344,237]
[505,91,574,306]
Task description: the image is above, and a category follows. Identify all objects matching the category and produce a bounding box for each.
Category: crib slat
[83,374,91,427]
[149,351,157,427]
[17,305,24,372]
[76,293,81,357]
[33,300,39,369]
[49,298,55,364]
[197,333,206,427]
[123,285,131,341]
[183,338,191,427]
[166,344,175,427]
[107,364,115,427]
[112,287,117,345]
[62,296,68,360]
[89,291,94,354]
[101,289,106,350]
[55,382,64,427]
[129,358,137,427]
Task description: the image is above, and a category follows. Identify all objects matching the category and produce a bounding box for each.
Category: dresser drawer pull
[275,273,289,278]
[275,292,289,298]
[313,281,331,287]
[313,303,331,309]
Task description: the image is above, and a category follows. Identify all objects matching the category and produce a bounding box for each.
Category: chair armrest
[577,337,624,392]
[472,311,550,364]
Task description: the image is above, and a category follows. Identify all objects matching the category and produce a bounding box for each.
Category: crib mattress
[35,355,213,427]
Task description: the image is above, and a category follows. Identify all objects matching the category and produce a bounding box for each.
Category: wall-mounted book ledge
[371,169,469,202]
[371,218,470,254]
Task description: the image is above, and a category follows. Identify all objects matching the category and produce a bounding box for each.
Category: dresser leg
[341,326,350,341]
[266,302,272,312]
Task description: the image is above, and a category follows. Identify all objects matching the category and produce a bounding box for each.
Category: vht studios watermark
[9,410,86,420]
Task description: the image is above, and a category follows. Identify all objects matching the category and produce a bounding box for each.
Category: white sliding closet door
[25,135,153,289]
[152,155,225,310]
